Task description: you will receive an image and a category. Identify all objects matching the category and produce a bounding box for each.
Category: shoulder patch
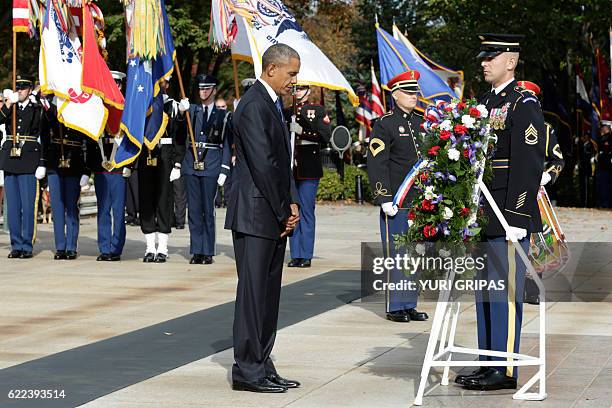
[369,137,385,157]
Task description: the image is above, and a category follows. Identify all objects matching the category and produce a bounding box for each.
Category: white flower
[442,206,453,220]
[462,114,476,129]
[439,119,452,131]
[424,186,435,200]
[415,243,426,255]
[476,104,488,118]
[468,212,477,225]
[447,147,460,161]
[439,248,451,257]
[408,219,414,228]
[448,103,457,110]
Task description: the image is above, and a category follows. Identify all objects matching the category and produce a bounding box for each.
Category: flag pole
[173,58,198,163]
[232,58,240,100]
[382,89,387,112]
[12,31,17,148]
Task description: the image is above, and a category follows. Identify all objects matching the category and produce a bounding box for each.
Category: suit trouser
[186,175,217,255]
[4,172,37,252]
[172,176,187,227]
[476,236,529,379]
[94,173,126,255]
[125,170,139,221]
[232,231,286,383]
[379,208,418,312]
[289,179,319,260]
[138,161,173,234]
[48,173,80,252]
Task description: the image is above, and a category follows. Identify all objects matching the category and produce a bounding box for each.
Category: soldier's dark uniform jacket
[481,80,547,236]
[0,99,43,173]
[543,122,565,184]
[40,98,88,177]
[367,108,423,206]
[182,104,232,177]
[85,134,128,173]
[284,103,332,180]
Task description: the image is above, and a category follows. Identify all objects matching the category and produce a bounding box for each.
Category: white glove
[381,202,398,217]
[169,167,181,182]
[217,173,227,186]
[8,91,18,104]
[540,172,552,186]
[3,89,12,99]
[178,98,190,112]
[79,174,90,187]
[505,226,528,241]
[35,166,46,180]
[289,121,303,135]
[122,167,132,178]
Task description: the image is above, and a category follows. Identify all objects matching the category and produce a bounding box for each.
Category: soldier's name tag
[490,103,510,130]
[58,158,71,168]
[101,161,114,171]
[146,157,158,166]
[398,125,411,137]
[10,147,21,158]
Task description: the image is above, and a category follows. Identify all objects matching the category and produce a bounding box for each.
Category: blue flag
[376,25,455,103]
[114,0,175,167]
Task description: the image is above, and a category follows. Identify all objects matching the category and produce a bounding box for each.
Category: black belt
[189,142,222,149]
[12,135,38,142]
[52,139,82,147]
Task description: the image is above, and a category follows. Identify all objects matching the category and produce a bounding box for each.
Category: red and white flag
[12,0,30,33]
[371,60,385,118]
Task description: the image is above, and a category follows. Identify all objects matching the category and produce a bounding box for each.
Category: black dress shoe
[65,250,78,260]
[266,373,300,388]
[190,254,204,264]
[386,310,410,322]
[203,255,214,264]
[54,250,67,260]
[288,258,303,267]
[96,253,111,261]
[8,250,22,259]
[406,308,429,321]
[299,259,311,268]
[455,367,488,385]
[143,252,156,263]
[463,368,517,391]
[154,253,167,263]
[109,254,121,262]
[20,251,33,259]
[176,225,185,230]
[232,378,287,393]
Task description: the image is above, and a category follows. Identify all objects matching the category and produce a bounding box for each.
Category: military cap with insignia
[197,74,218,89]
[477,33,524,59]
[387,70,421,93]
[517,80,541,96]
[15,75,33,90]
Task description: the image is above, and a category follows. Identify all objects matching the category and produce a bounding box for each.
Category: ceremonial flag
[13,0,30,33]
[392,24,464,99]
[371,60,385,118]
[590,53,601,139]
[39,0,107,140]
[376,24,456,103]
[355,90,374,142]
[576,67,595,139]
[211,0,358,106]
[596,48,612,126]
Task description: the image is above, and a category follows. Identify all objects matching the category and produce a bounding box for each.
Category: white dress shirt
[492,77,515,95]
[258,78,278,103]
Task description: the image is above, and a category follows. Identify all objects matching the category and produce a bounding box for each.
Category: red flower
[439,130,451,140]
[454,124,468,135]
[444,106,453,112]
[421,200,435,212]
[423,224,438,238]
[408,210,416,220]
[456,102,466,110]
[460,207,470,216]
[419,172,429,183]
[428,145,441,156]
[463,149,469,158]
[469,107,481,118]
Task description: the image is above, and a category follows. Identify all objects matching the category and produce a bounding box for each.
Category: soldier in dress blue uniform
[138,77,187,263]
[366,70,429,323]
[0,77,45,259]
[40,94,90,260]
[182,74,232,264]
[284,85,331,268]
[85,71,129,262]
[455,34,547,391]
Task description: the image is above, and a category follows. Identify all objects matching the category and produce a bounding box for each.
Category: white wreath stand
[413,177,547,405]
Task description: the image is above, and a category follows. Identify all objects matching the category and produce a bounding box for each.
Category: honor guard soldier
[366,70,429,323]
[284,85,331,268]
[85,71,129,262]
[0,77,45,259]
[138,77,187,263]
[455,34,547,391]
[182,74,232,264]
[40,95,90,260]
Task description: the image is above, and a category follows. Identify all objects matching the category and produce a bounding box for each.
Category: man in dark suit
[225,43,301,394]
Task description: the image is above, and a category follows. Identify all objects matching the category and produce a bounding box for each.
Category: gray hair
[262,43,300,70]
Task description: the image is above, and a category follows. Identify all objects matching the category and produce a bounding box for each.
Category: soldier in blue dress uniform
[40,94,90,260]
[0,77,45,259]
[182,74,232,264]
[455,34,547,391]
[366,70,429,323]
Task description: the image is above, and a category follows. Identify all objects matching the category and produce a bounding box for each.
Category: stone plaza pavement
[0,204,611,407]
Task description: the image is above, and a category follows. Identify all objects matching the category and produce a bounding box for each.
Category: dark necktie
[274,98,285,123]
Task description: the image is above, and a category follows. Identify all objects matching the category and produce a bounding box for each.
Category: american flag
[355,90,374,141]
[370,60,385,118]
[12,0,30,33]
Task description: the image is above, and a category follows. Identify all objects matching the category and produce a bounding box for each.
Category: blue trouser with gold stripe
[4,172,37,253]
[379,208,418,312]
[289,179,319,260]
[48,173,81,252]
[476,236,529,379]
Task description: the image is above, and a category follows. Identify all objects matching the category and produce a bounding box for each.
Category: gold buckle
[58,157,71,168]
[193,161,205,171]
[10,147,21,158]
[101,161,114,171]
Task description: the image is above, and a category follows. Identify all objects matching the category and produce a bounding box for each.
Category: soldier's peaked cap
[477,33,524,59]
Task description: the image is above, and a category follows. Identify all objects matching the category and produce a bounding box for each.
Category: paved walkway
[0,205,611,407]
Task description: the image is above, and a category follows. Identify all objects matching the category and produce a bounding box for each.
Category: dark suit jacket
[224,80,300,240]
